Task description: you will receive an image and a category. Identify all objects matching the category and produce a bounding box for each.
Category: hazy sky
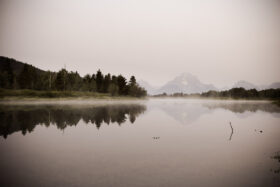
[0,0,280,87]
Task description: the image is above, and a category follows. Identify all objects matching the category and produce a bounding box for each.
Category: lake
[0,98,280,187]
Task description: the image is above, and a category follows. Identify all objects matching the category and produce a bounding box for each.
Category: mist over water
[0,98,280,186]
[1,0,280,186]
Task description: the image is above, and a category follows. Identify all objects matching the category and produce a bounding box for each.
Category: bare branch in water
[229,122,234,141]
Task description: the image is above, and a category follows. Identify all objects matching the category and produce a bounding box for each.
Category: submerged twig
[229,122,234,141]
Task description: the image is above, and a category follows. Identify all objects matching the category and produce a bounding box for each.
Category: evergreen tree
[90,79,97,92]
[6,62,14,89]
[129,76,136,86]
[0,57,147,97]
[55,69,68,91]
[0,72,6,88]
[19,64,32,89]
[108,83,119,96]
[103,73,111,93]
[91,74,96,81]
[96,70,103,92]
[117,75,127,95]
[82,74,91,91]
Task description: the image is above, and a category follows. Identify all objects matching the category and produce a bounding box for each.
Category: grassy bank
[0,89,136,99]
[273,100,280,107]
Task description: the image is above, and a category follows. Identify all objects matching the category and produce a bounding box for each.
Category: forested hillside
[0,56,146,97]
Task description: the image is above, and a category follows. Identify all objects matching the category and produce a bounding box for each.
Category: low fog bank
[0,97,148,106]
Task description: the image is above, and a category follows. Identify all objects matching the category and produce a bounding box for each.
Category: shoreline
[0,96,277,105]
[0,90,279,106]
[0,89,146,102]
[0,97,148,105]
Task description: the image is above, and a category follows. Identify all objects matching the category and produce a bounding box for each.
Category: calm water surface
[0,99,280,187]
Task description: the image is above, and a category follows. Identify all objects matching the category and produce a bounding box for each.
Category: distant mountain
[231,80,280,90]
[266,82,280,89]
[220,86,230,91]
[3,56,278,94]
[140,73,280,95]
[232,80,258,90]
[157,73,217,94]
[138,80,158,95]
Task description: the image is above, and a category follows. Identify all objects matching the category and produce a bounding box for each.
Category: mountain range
[139,73,280,95]
[1,56,279,95]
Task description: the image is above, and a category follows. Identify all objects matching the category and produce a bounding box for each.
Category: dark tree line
[0,60,15,89]
[153,87,280,99]
[201,87,280,99]
[0,57,147,97]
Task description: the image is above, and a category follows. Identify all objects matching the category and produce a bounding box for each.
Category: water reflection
[1,100,280,137]
[151,101,213,124]
[0,99,279,186]
[151,100,280,125]
[271,152,280,174]
[0,104,146,138]
[203,102,280,114]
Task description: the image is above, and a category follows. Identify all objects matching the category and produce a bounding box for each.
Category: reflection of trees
[0,104,146,138]
[271,152,280,174]
[203,102,280,114]
[151,101,280,125]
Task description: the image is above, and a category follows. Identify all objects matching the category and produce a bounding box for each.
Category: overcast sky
[0,0,280,87]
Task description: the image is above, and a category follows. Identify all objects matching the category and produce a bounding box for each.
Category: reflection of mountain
[154,102,212,125]
[150,100,280,125]
[0,104,146,138]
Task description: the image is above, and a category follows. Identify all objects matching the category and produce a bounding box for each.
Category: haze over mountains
[1,56,279,95]
[139,73,280,95]
[231,81,280,91]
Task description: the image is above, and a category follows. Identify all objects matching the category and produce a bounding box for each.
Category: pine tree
[103,73,111,93]
[96,70,103,92]
[55,69,68,91]
[19,64,31,89]
[129,76,136,86]
[117,75,127,95]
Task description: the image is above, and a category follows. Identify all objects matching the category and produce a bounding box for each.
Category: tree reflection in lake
[271,152,280,174]
[149,99,280,125]
[0,104,146,138]
[203,101,280,114]
[0,99,280,187]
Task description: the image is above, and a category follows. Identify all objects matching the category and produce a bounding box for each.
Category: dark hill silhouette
[0,56,147,97]
[0,56,45,76]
